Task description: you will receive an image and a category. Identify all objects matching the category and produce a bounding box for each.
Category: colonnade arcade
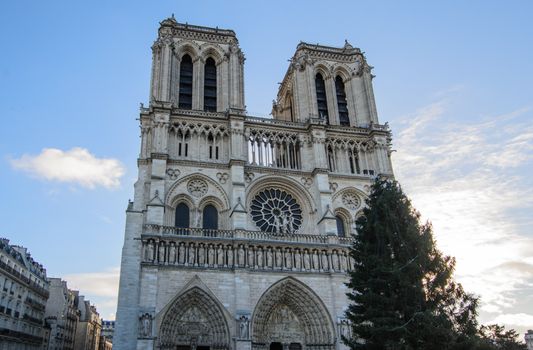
[156,277,335,350]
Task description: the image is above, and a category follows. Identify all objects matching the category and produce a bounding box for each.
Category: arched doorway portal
[251,277,335,350]
[159,287,230,350]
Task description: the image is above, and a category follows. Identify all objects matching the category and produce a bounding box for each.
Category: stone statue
[285,248,292,269]
[178,244,185,264]
[266,248,273,268]
[217,245,224,266]
[146,240,154,262]
[198,245,205,265]
[275,248,282,268]
[239,315,250,339]
[188,244,196,265]
[294,250,301,270]
[340,252,348,271]
[331,251,339,271]
[168,244,176,264]
[257,248,263,268]
[248,248,254,267]
[321,251,329,271]
[139,313,152,337]
[238,246,245,266]
[227,246,233,267]
[303,251,311,270]
[158,242,166,263]
[208,245,215,266]
[312,251,319,270]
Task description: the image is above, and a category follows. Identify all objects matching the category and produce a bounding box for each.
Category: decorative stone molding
[166,168,180,180]
[187,179,208,198]
[300,177,313,187]
[341,192,361,210]
[244,172,254,183]
[216,172,229,184]
[329,182,338,192]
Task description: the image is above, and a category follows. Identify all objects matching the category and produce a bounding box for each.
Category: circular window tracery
[250,189,302,234]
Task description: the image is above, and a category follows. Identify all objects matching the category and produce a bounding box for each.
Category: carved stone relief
[342,192,361,210]
[166,168,180,180]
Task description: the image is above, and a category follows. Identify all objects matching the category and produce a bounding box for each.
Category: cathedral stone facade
[114,17,393,350]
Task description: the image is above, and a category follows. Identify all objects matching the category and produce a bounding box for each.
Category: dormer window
[178,54,193,110]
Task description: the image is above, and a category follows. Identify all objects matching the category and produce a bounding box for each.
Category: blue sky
[1,0,532,335]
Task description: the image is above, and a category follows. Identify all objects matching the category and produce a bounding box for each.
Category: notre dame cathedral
[114,16,393,350]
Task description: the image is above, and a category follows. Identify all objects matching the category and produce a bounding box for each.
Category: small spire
[344,39,353,50]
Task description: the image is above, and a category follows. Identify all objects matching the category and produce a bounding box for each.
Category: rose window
[250,189,302,234]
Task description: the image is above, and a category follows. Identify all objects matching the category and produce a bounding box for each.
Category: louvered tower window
[204,58,217,112]
[336,215,346,237]
[315,73,329,123]
[178,54,193,110]
[335,76,350,126]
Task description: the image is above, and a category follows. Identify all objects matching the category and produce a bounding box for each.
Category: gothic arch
[251,277,335,350]
[331,186,367,205]
[199,43,225,65]
[166,173,230,210]
[158,286,231,350]
[332,64,352,82]
[313,62,333,80]
[174,41,201,61]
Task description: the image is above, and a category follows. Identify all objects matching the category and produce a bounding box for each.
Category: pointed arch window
[204,57,217,112]
[202,204,218,230]
[178,54,193,110]
[315,73,329,122]
[336,215,346,237]
[175,203,190,228]
[335,76,350,126]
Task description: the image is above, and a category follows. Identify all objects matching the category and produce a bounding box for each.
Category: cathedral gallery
[114,17,393,350]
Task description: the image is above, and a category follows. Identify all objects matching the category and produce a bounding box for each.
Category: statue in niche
[312,251,319,270]
[158,242,166,263]
[257,248,263,268]
[303,250,311,270]
[188,244,196,265]
[198,245,205,265]
[146,240,154,262]
[139,313,152,337]
[275,248,282,268]
[248,248,254,267]
[239,315,250,339]
[321,251,329,270]
[178,243,185,264]
[331,251,339,271]
[208,245,215,265]
[238,246,245,266]
[217,245,224,266]
[168,243,176,264]
[266,248,273,268]
[340,252,347,271]
[227,246,233,266]
[285,248,292,269]
[294,250,301,270]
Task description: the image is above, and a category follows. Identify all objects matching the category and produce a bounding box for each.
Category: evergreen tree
[344,178,479,350]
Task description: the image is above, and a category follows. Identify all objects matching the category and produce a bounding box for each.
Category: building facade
[74,295,101,350]
[0,238,49,349]
[115,17,393,350]
[44,278,80,350]
[526,330,533,350]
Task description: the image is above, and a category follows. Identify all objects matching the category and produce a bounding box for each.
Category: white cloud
[392,100,533,329]
[63,267,120,320]
[10,147,125,189]
[490,313,533,327]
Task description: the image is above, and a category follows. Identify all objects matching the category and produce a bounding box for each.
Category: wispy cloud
[63,267,120,320]
[9,147,125,189]
[392,99,533,333]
